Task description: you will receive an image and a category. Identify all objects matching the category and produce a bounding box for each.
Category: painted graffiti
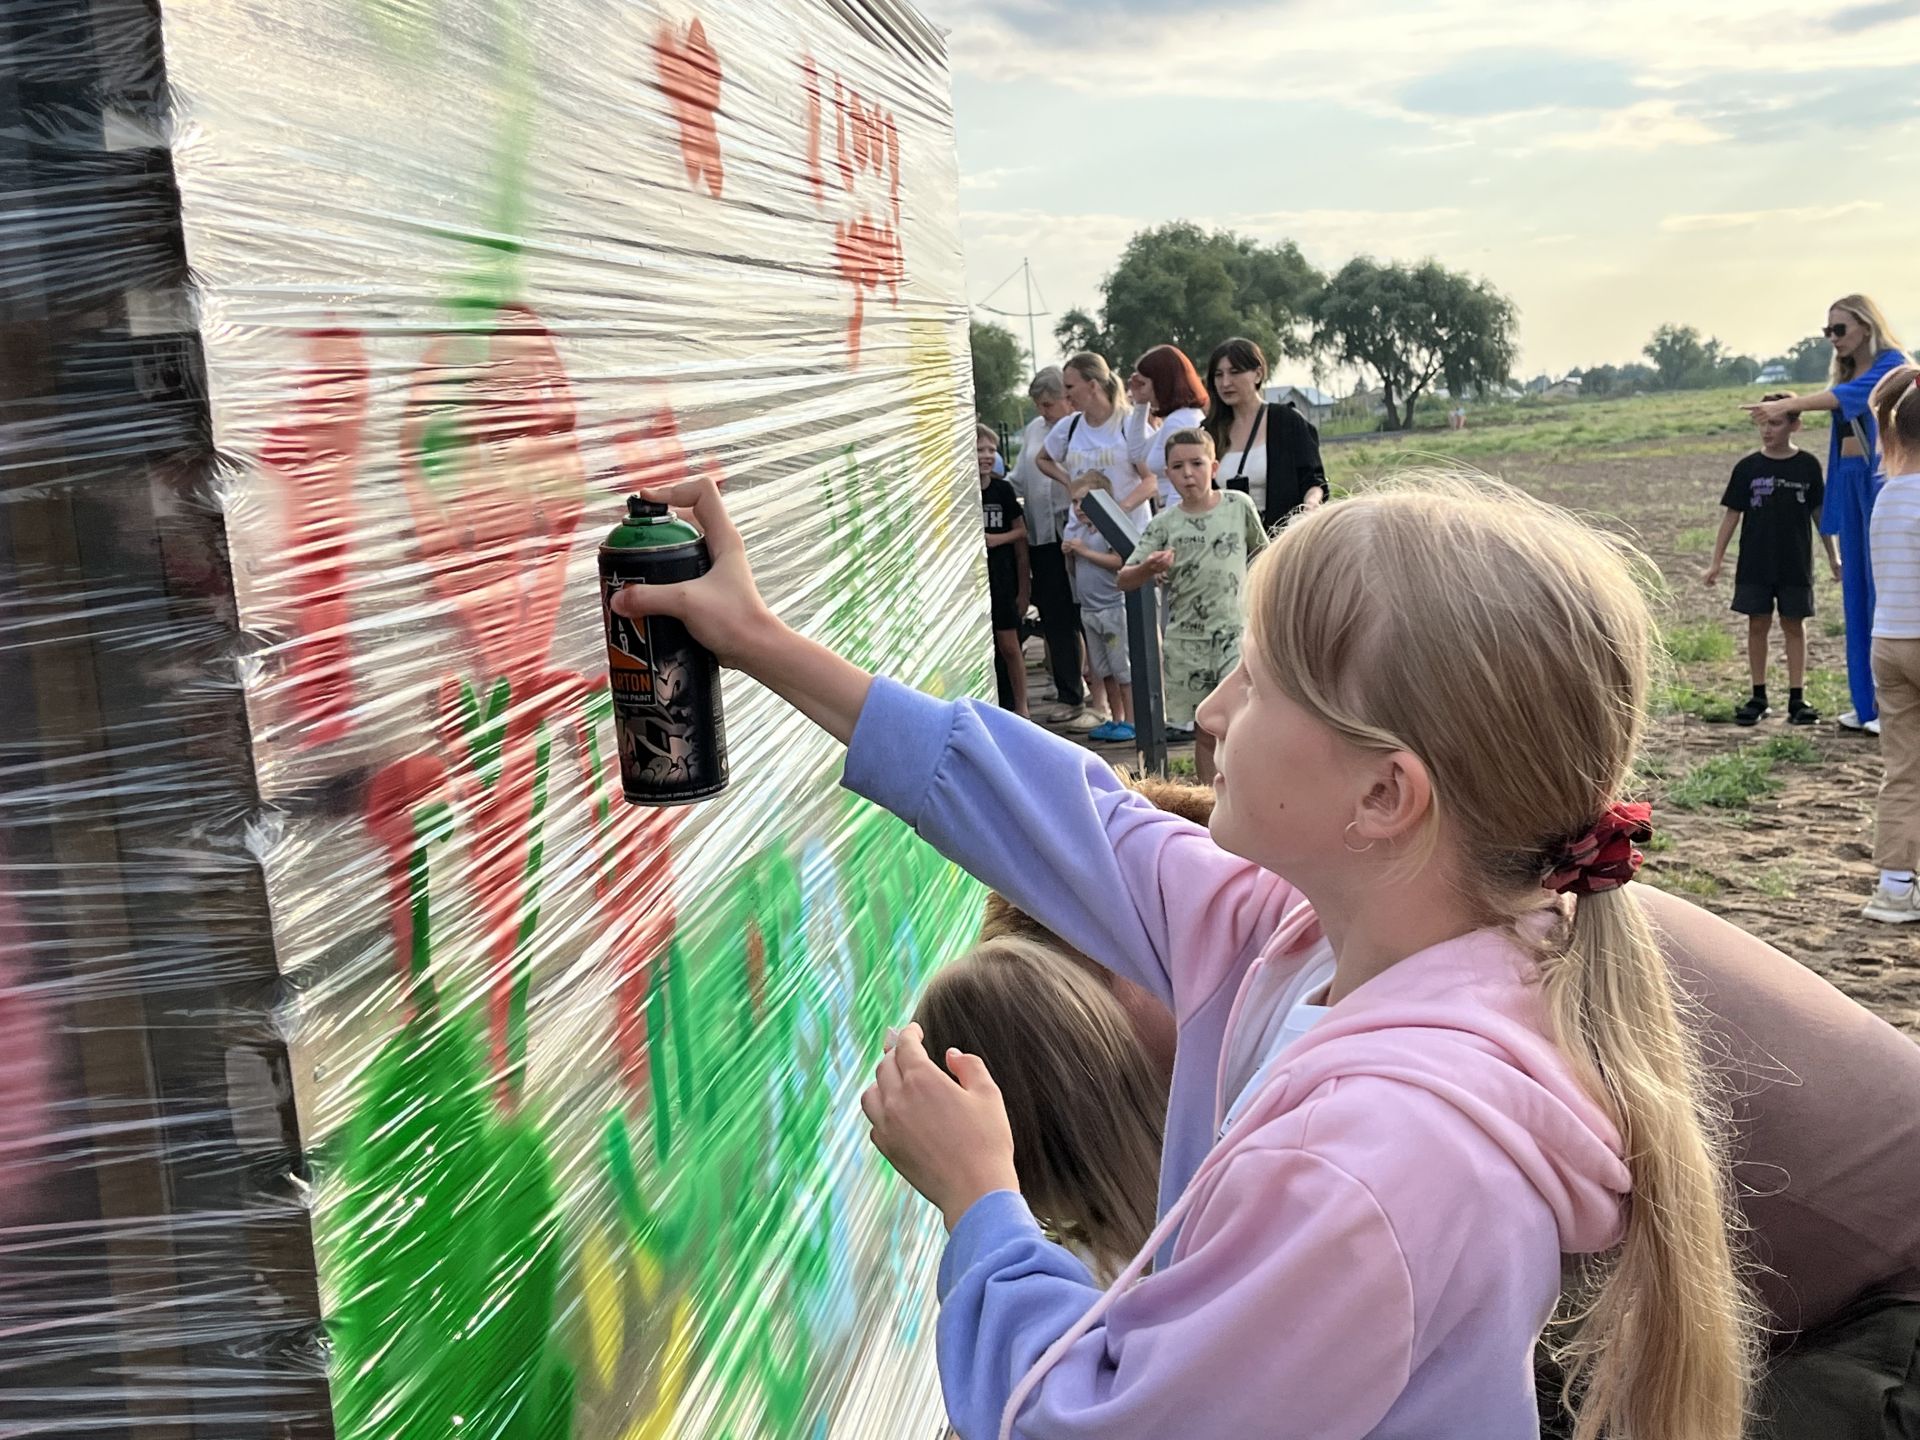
[277,6,978,1436]
[803,56,905,366]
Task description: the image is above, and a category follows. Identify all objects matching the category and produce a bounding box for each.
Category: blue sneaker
[1108,721,1136,742]
[1086,720,1121,742]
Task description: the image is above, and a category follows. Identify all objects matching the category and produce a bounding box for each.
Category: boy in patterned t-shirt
[1118,428,1267,783]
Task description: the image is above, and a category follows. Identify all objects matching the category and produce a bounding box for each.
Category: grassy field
[1324,386,1830,490]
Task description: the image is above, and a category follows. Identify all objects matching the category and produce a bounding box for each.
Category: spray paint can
[599,495,728,805]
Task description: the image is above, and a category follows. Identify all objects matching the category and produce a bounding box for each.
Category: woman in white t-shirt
[1038,352,1151,529]
[1125,345,1209,511]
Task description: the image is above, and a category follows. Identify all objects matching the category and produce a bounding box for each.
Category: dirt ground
[1029,437,1918,1036]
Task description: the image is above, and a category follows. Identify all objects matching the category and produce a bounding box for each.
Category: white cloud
[1660,200,1885,232]
[1523,99,1730,154]
[959,165,1037,192]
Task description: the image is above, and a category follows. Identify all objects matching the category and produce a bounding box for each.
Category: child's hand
[862,1023,1019,1231]
[1830,558,1843,583]
[1145,548,1175,576]
[610,476,774,668]
[1702,563,1720,587]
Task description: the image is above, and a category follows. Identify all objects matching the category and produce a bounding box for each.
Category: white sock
[1881,869,1916,893]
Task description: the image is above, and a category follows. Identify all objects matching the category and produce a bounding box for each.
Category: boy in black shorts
[979,423,1030,716]
[1705,392,1840,726]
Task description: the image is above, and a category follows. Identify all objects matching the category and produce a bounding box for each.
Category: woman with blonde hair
[1748,295,1910,732]
[613,472,1760,1439]
[1035,352,1150,526]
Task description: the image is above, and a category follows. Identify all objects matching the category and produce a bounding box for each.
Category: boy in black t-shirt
[1705,393,1841,726]
[978,424,1030,716]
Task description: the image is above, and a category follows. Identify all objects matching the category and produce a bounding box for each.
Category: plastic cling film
[0,0,984,1436]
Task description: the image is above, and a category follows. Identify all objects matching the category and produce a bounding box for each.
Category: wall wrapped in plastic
[0,0,985,1435]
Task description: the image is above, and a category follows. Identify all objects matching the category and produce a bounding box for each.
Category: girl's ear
[1351,750,1434,847]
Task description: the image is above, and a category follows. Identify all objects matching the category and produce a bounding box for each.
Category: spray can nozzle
[626,494,670,519]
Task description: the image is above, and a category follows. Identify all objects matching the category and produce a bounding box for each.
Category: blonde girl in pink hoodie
[612,474,1757,1440]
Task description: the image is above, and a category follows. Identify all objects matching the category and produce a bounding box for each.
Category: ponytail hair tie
[1543,801,1653,896]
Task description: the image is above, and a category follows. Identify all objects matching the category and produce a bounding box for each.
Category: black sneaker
[1734,695,1769,727]
[1787,701,1819,726]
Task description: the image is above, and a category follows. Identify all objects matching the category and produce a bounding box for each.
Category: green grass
[1325,386,1816,490]
[1803,668,1847,716]
[1167,754,1197,780]
[1656,681,1735,723]
[1632,751,1678,782]
[1666,750,1782,812]
[1753,733,1821,766]
[1662,732,1819,814]
[1752,866,1798,900]
[1663,622,1735,665]
[1646,863,1723,898]
[1822,617,1847,638]
[1673,526,1718,555]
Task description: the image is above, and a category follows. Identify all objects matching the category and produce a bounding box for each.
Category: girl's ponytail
[1244,475,1758,1440]
[1541,885,1757,1440]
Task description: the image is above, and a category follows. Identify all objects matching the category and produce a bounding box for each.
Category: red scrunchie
[1542,801,1653,896]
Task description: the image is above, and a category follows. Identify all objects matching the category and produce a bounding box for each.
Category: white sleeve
[1042,416,1073,463]
[1125,406,1156,464]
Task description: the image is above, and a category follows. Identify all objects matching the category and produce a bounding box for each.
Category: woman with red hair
[1125,345,1209,511]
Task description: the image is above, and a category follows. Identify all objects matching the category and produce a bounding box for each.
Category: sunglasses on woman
[1823,323,1851,339]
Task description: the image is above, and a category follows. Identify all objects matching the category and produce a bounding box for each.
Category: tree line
[970,221,1516,433]
[971,222,1841,434]
[1572,327,1832,399]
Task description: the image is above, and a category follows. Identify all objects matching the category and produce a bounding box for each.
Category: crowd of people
[602,294,1917,1440]
[980,338,1326,763]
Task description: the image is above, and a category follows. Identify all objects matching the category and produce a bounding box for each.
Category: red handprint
[656,18,724,200]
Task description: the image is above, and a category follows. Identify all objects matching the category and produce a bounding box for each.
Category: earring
[1343,822,1376,854]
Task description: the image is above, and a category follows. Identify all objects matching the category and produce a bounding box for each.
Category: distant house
[1265,383,1338,425]
[1756,363,1790,385]
[1545,378,1583,400]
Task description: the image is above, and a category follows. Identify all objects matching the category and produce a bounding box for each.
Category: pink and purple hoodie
[843,678,1631,1440]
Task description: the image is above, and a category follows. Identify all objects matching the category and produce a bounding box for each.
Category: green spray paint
[327,812,576,1440]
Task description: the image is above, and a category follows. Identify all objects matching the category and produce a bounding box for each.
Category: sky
[914,0,1920,382]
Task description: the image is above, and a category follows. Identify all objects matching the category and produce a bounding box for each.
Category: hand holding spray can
[599,495,728,804]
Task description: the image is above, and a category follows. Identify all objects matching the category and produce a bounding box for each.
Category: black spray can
[598,495,728,804]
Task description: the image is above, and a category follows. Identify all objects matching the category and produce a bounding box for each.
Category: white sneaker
[1862,883,1920,924]
[1867,717,1882,736]
[1059,708,1104,733]
[1838,710,1873,733]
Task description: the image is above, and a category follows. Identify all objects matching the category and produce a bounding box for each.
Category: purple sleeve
[935,1153,1415,1440]
[841,677,1297,1018]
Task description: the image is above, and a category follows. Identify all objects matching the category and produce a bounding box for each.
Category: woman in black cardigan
[1203,337,1328,529]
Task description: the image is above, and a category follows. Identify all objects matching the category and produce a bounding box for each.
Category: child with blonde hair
[613,473,1758,1440]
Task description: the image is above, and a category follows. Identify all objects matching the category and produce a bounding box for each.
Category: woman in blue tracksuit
[1748,295,1909,732]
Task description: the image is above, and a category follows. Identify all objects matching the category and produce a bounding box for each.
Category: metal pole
[1023,259,1040,374]
[1082,492,1166,778]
